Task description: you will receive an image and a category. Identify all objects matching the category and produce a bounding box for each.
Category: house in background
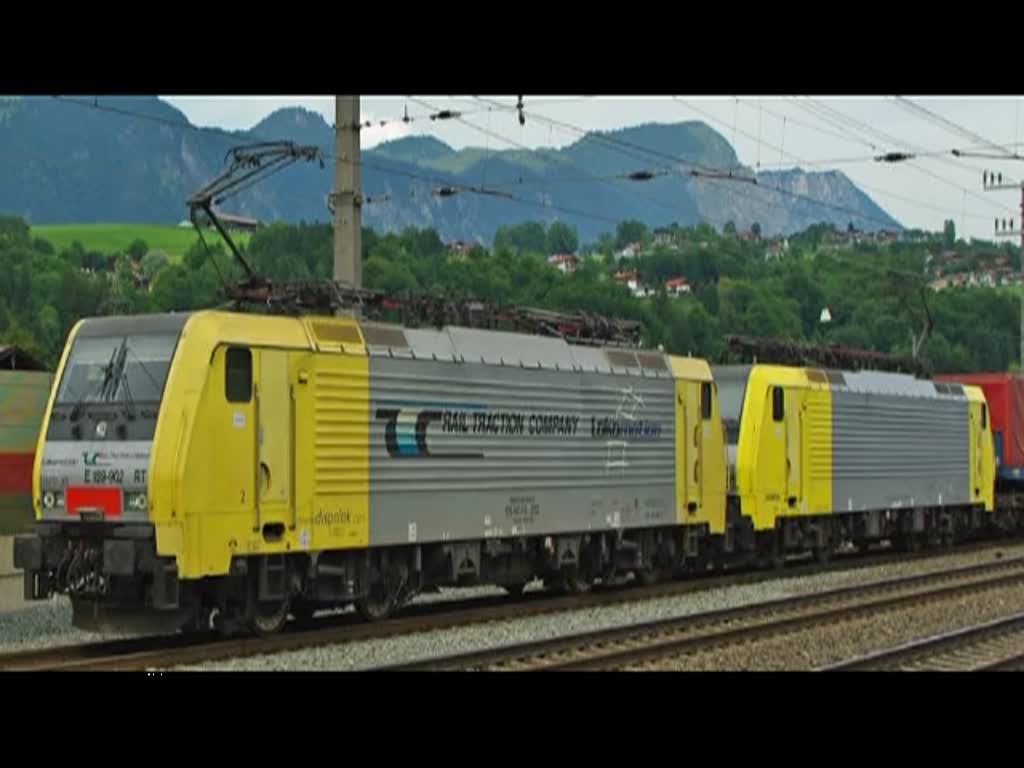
[446,240,475,260]
[616,241,643,260]
[612,269,654,298]
[548,253,578,274]
[665,276,692,297]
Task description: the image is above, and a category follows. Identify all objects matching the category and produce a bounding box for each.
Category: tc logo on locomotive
[375,407,485,460]
[82,451,109,467]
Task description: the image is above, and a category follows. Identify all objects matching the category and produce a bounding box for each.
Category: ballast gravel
[0,595,139,653]
[0,583,515,656]
[641,581,1024,671]
[169,542,1024,672]
[4,543,1024,668]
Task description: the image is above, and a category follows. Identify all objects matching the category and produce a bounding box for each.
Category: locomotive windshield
[55,333,179,405]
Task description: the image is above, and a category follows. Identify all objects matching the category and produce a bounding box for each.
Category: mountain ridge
[0,97,901,242]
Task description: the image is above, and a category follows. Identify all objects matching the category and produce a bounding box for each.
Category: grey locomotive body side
[829,371,971,513]
[362,325,677,548]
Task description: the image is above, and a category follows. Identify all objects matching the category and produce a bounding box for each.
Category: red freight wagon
[936,372,1024,485]
[0,346,52,531]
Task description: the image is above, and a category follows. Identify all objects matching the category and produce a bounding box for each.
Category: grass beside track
[32,223,248,262]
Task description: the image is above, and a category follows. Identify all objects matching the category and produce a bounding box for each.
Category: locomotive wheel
[355,588,397,622]
[248,598,291,636]
[635,564,669,587]
[355,567,408,622]
[559,565,592,594]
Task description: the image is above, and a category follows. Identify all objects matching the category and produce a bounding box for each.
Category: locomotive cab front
[13,314,189,633]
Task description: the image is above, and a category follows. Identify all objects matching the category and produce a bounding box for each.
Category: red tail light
[65,486,122,518]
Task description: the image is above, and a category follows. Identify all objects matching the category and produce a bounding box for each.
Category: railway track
[375,554,1024,671]
[819,612,1024,671]
[0,539,1017,671]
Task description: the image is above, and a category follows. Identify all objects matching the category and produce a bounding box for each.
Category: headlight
[42,492,55,509]
[126,492,148,511]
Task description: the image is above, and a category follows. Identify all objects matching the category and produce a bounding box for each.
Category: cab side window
[701,382,712,420]
[982,404,987,429]
[772,387,784,422]
[225,347,252,403]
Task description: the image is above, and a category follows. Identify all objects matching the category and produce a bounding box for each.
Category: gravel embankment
[173,542,1024,672]
[3,543,1022,666]
[0,596,139,653]
[641,581,1024,671]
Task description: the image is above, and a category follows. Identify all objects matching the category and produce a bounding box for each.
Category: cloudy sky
[163,96,1024,241]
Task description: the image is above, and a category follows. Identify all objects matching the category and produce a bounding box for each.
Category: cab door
[675,380,700,522]
[784,389,802,512]
[699,380,726,532]
[970,399,995,511]
[255,349,292,540]
[675,385,690,522]
[215,345,256,523]
[759,384,788,523]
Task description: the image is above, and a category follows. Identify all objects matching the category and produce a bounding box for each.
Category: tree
[0,215,30,246]
[84,250,108,272]
[944,219,956,248]
[141,250,169,281]
[751,222,762,239]
[615,220,647,251]
[127,239,149,263]
[61,240,87,269]
[723,221,737,237]
[33,238,54,255]
[493,221,547,256]
[1,214,1019,376]
[590,232,615,259]
[547,220,578,254]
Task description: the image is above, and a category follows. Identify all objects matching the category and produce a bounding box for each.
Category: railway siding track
[0,542,1017,671]
[819,612,1024,671]
[375,556,1024,671]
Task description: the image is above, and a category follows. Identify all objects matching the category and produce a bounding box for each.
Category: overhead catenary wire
[891,96,1023,160]
[800,97,1009,183]
[684,97,1016,221]
[407,95,688,220]
[47,95,1012,241]
[45,94,999,233]
[802,98,910,152]
[671,97,991,227]
[481,94,1007,230]
[739,98,881,151]
[31,88,1024,338]
[742,96,1024,166]
[481,95,975,228]
[50,95,625,226]
[885,97,1022,189]
[471,95,723,175]
[787,97,1005,181]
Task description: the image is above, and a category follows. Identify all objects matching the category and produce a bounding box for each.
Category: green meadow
[32,223,249,261]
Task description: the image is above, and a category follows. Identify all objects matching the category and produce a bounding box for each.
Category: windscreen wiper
[69,340,123,422]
